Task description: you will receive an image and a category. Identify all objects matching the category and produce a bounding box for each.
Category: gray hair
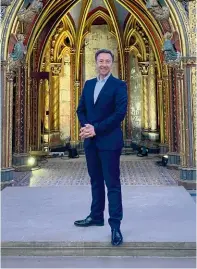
[95,49,114,62]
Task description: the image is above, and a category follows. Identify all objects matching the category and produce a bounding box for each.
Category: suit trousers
[85,144,123,229]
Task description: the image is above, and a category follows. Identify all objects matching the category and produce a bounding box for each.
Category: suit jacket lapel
[94,74,113,106]
[89,78,97,106]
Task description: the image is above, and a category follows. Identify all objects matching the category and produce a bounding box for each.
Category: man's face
[96,53,113,77]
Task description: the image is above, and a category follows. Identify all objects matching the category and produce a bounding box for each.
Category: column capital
[124,47,130,53]
[139,62,149,75]
[51,63,62,75]
[6,71,14,81]
[182,56,197,66]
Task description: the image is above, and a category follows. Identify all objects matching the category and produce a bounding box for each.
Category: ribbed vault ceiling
[68,0,129,31]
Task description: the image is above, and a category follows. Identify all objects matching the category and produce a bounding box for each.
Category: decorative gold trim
[54,31,74,61]
[157,79,164,143]
[124,16,135,41]
[85,10,114,32]
[126,30,147,61]
[62,15,76,41]
[75,0,92,80]
[116,0,163,78]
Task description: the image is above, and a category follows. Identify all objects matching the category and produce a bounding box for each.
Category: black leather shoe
[74,216,104,227]
[111,229,123,246]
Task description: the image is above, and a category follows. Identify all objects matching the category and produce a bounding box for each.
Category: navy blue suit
[77,74,128,228]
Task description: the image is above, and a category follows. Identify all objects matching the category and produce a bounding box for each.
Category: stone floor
[1,185,196,257]
[11,155,179,187]
[2,154,196,260]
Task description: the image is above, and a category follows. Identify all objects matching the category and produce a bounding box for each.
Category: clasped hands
[80,124,96,139]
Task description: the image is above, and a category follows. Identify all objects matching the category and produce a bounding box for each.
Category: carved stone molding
[181,56,197,66]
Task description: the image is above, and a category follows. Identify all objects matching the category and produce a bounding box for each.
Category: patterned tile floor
[11,155,179,187]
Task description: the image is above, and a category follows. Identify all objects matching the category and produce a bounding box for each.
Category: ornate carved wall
[1,0,196,186]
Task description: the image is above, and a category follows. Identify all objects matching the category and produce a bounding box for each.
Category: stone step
[2,256,196,268]
[1,186,196,257]
[1,241,195,257]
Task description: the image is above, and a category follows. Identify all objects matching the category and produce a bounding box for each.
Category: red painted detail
[87,6,109,19]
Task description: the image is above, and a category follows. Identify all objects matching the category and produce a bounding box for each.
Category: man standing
[75,49,128,246]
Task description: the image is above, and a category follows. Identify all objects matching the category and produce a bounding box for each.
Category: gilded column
[1,61,14,182]
[38,79,43,149]
[158,64,170,155]
[139,62,149,137]
[148,47,158,140]
[50,63,61,131]
[80,48,84,96]
[167,64,184,167]
[174,68,182,154]
[24,63,29,153]
[12,62,31,167]
[191,66,196,166]
[44,78,50,133]
[43,45,51,134]
[177,69,186,166]
[124,47,131,139]
[14,65,26,154]
[177,1,197,187]
[162,65,170,145]
[157,79,164,143]
[6,70,14,167]
[189,0,197,168]
[74,80,80,142]
[70,48,76,142]
[118,49,126,139]
[3,67,14,168]
[168,66,174,152]
[29,45,39,151]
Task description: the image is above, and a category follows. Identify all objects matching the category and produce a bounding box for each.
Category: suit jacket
[76,74,128,150]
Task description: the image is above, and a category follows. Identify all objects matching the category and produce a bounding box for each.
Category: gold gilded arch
[59,46,70,61]
[82,10,115,46]
[129,46,142,59]
[126,30,147,61]
[116,0,163,77]
[27,0,163,77]
[25,0,81,61]
[75,0,92,80]
[62,15,76,41]
[85,10,114,33]
[124,16,136,41]
[4,0,189,64]
[103,0,125,79]
[54,30,74,62]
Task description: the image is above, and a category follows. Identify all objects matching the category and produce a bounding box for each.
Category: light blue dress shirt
[94,73,111,104]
